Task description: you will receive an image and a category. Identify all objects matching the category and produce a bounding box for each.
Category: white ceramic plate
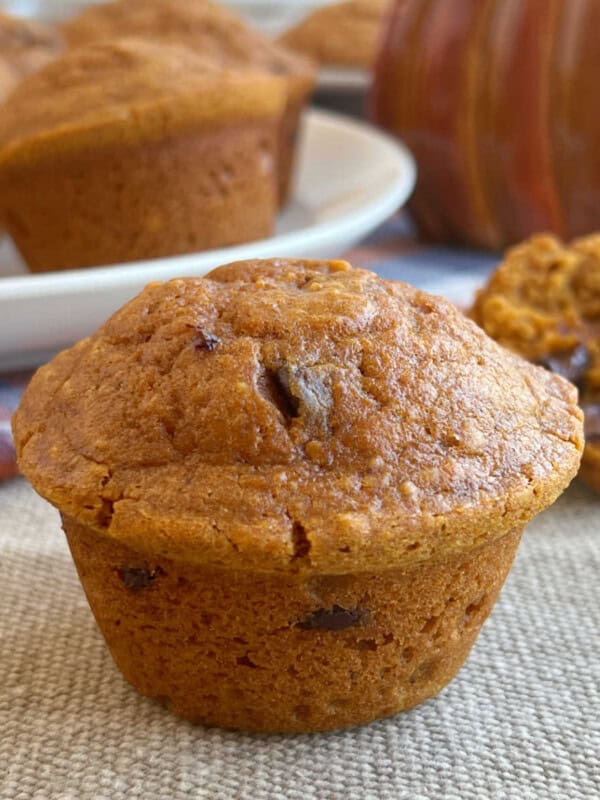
[0,109,416,369]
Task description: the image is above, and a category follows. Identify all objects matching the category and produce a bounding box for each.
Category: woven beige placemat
[1,478,598,800]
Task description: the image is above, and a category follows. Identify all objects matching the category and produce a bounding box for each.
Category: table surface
[1,477,598,800]
[1,218,598,800]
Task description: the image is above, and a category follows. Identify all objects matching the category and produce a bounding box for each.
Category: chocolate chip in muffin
[297,605,369,631]
[118,566,164,592]
[191,328,220,352]
[260,366,301,422]
[536,344,590,389]
[276,363,332,428]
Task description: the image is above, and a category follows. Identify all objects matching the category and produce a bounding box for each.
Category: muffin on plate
[13,259,583,733]
[279,0,389,69]
[0,12,63,101]
[0,59,17,103]
[0,39,286,273]
[0,13,63,236]
[62,0,316,204]
[471,234,600,492]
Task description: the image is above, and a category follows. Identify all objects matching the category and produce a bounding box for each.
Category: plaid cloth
[0,216,498,481]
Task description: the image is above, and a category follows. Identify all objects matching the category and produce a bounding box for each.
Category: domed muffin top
[13,260,583,573]
[0,38,286,166]
[62,0,315,90]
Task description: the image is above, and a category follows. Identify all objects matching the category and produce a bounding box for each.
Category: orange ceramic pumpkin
[372,0,600,250]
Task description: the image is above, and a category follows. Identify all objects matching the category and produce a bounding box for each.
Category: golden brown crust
[14,259,583,572]
[471,234,600,492]
[64,515,522,732]
[278,0,389,69]
[0,12,63,100]
[0,38,286,166]
[60,0,315,203]
[0,121,280,272]
[62,0,315,97]
[0,58,17,104]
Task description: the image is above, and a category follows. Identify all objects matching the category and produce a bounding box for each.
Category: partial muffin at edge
[0,12,63,100]
[471,233,600,492]
[279,0,389,69]
[0,13,64,234]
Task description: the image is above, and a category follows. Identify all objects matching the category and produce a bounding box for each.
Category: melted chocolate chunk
[297,605,368,632]
[260,367,300,421]
[536,344,590,389]
[118,566,164,592]
[191,328,220,351]
[581,402,600,444]
[259,362,333,428]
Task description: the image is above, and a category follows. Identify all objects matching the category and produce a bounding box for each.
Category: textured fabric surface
[0,478,598,800]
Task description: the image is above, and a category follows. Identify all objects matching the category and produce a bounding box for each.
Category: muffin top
[0,37,286,166]
[62,0,315,95]
[279,0,388,69]
[14,260,583,574]
[0,12,63,93]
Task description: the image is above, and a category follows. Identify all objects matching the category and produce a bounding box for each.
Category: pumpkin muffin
[0,58,17,102]
[471,234,600,492]
[0,13,63,235]
[0,39,286,273]
[62,0,316,204]
[0,12,63,101]
[13,259,582,733]
[279,0,389,69]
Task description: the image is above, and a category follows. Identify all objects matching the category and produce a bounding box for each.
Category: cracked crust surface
[14,259,583,573]
[471,234,600,491]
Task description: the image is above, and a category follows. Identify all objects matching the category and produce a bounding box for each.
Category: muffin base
[1,119,278,272]
[63,515,521,733]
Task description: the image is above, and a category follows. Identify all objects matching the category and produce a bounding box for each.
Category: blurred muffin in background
[0,12,63,101]
[0,13,63,235]
[0,54,19,106]
[62,0,316,203]
[278,0,389,69]
[0,38,286,273]
[0,58,17,115]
